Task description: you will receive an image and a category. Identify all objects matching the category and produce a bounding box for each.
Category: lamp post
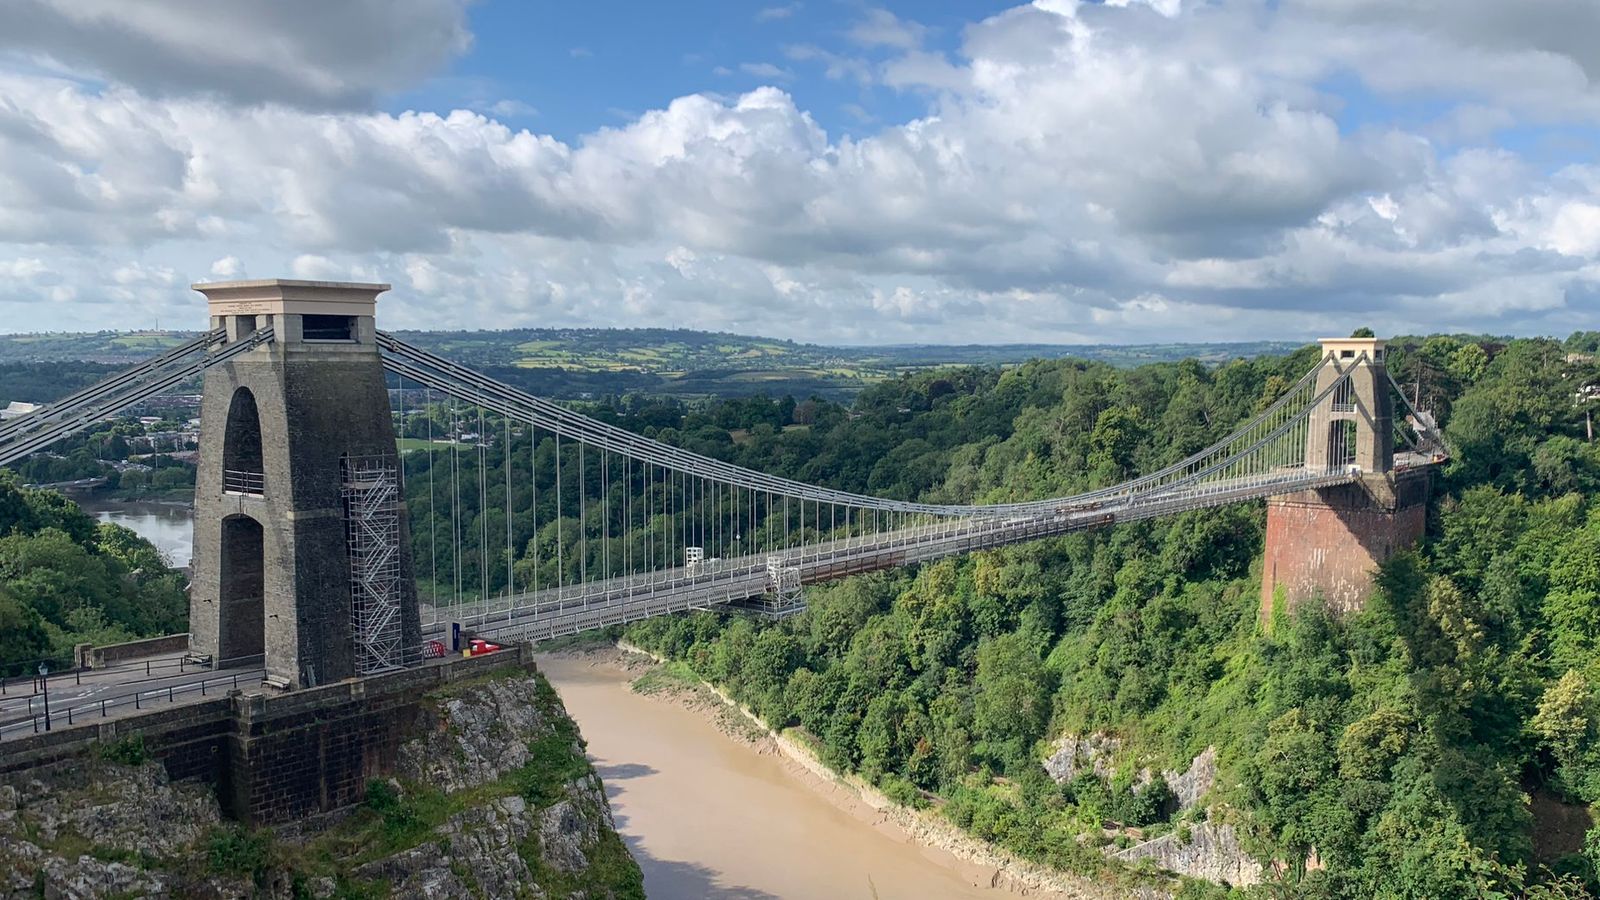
[38,663,50,732]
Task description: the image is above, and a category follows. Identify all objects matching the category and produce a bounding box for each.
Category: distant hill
[0,327,1305,400]
[0,331,197,364]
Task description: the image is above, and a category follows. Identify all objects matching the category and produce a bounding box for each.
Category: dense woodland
[394,331,1600,896]
[0,471,189,673]
[0,361,120,407]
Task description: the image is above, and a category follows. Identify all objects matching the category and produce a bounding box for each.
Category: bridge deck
[439,465,1385,645]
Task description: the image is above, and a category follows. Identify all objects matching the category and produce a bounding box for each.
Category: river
[539,652,1054,900]
[67,493,194,567]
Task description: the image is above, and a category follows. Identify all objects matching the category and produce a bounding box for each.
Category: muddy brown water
[539,652,1065,900]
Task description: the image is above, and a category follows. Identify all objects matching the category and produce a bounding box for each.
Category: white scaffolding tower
[343,455,406,674]
[755,556,807,618]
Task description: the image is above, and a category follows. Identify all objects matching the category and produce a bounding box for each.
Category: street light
[37,663,50,732]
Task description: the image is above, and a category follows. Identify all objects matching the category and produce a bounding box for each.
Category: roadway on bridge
[0,654,264,742]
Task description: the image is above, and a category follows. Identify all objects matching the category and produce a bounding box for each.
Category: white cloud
[756,4,801,23]
[484,99,538,118]
[847,9,927,50]
[783,44,872,84]
[290,254,346,280]
[2,1,1600,342]
[739,62,794,82]
[1547,203,1600,259]
[0,0,472,109]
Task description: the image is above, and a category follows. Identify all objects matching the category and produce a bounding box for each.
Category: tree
[1545,528,1600,675]
[973,629,1051,768]
[1449,342,1489,386]
[1532,436,1600,495]
[857,692,913,779]
[0,587,49,674]
[1338,706,1414,780]
[1088,405,1146,484]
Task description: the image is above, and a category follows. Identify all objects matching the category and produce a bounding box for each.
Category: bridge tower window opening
[302,314,356,342]
[1332,377,1356,413]
[222,387,265,495]
[218,514,265,665]
[1327,420,1358,470]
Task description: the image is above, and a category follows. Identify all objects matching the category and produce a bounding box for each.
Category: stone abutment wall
[1261,473,1429,620]
[0,647,532,826]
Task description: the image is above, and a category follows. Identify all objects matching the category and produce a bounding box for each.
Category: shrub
[97,735,149,767]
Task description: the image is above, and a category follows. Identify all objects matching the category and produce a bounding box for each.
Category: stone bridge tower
[1260,337,1429,621]
[188,280,421,689]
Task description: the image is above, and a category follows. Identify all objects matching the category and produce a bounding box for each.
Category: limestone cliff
[1042,735,1261,887]
[0,667,643,899]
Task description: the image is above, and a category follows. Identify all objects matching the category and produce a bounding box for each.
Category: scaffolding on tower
[343,455,407,675]
[731,555,807,619]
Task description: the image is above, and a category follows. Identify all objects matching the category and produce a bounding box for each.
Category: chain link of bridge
[0,280,1447,690]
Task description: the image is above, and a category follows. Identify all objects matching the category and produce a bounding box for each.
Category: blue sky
[0,0,1598,343]
[396,2,1016,142]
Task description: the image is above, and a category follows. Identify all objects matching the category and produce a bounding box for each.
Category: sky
[0,1,1599,345]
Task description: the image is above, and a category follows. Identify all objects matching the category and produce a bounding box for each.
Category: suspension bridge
[0,280,1444,713]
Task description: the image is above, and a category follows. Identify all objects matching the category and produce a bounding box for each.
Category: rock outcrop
[0,666,642,899]
[1043,733,1124,784]
[1044,736,1217,813]
[1164,747,1217,812]
[1043,736,1255,887]
[1111,822,1261,887]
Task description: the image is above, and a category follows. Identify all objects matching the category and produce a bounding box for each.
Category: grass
[396,437,458,452]
[206,826,271,879]
[628,658,700,697]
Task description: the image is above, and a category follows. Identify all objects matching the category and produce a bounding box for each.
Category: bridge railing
[223,469,266,495]
[0,652,209,697]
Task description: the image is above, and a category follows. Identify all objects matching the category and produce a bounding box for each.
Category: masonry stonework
[1261,474,1429,619]
[1258,336,1432,620]
[0,650,532,827]
[187,280,421,688]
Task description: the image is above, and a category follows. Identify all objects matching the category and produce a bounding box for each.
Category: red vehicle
[422,639,446,659]
[467,639,503,656]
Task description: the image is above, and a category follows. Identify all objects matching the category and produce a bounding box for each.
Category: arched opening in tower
[219,514,266,664]
[1327,419,1358,469]
[223,387,265,495]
